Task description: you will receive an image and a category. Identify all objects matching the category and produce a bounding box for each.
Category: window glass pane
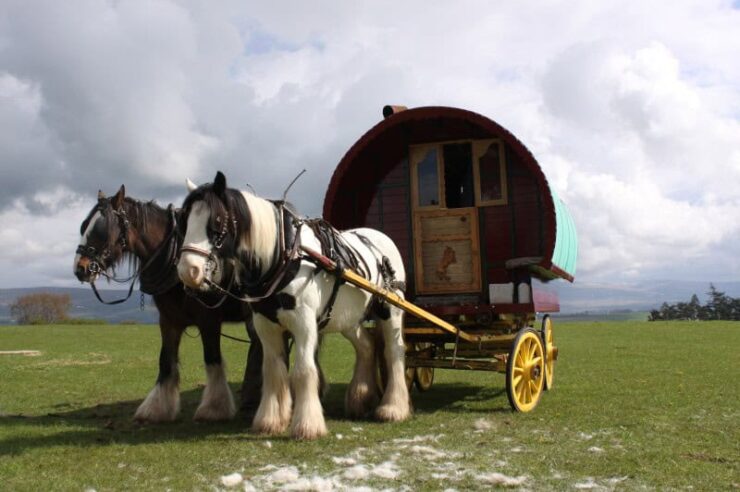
[417,148,439,207]
[443,143,474,208]
[479,143,503,202]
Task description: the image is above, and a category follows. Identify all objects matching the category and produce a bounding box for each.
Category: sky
[0,0,738,289]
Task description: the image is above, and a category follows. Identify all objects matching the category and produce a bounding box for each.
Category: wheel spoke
[531,356,542,366]
[529,380,538,396]
[517,383,526,402]
[513,374,522,387]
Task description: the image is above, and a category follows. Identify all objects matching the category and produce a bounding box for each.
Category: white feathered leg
[289,314,327,439]
[134,375,181,422]
[375,303,411,422]
[194,362,236,421]
[342,324,380,418]
[252,318,292,435]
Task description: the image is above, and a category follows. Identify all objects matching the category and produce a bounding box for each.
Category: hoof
[375,403,411,423]
[252,416,289,436]
[345,384,380,419]
[193,401,236,422]
[134,385,180,422]
[291,421,328,440]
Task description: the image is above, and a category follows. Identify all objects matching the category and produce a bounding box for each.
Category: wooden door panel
[414,208,481,294]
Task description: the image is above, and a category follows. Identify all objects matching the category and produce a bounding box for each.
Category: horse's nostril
[190,266,201,281]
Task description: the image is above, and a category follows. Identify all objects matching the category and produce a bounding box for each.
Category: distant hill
[553,279,740,314]
[0,287,157,324]
[1,280,738,324]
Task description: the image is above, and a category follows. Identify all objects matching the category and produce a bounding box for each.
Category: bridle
[78,202,179,305]
[179,207,237,283]
[76,206,131,280]
[182,199,303,305]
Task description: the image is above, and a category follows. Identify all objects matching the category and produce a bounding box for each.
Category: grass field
[1,321,738,491]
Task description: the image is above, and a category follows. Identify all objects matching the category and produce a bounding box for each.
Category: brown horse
[74,185,267,422]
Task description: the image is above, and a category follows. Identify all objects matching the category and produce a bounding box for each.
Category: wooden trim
[473,139,508,207]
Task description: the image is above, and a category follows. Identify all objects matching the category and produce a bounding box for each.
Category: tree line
[649,284,740,321]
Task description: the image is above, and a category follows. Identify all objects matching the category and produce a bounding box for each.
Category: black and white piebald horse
[73,186,267,422]
[177,171,411,439]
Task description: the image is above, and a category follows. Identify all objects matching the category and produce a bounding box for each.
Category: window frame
[473,138,508,207]
[410,139,508,210]
[409,144,445,210]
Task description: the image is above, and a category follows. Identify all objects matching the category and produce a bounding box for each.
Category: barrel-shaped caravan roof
[323,106,577,281]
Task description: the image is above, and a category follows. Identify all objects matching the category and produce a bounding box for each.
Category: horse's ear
[112,185,125,209]
[214,171,226,196]
[97,190,106,201]
[186,177,197,192]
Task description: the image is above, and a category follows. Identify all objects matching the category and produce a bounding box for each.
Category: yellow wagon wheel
[414,367,434,392]
[404,366,415,390]
[506,328,545,412]
[540,315,556,390]
[412,343,434,392]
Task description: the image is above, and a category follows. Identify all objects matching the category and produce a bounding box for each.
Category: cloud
[0,0,738,287]
[539,39,740,280]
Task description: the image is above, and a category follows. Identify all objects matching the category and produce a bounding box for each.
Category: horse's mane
[108,197,169,274]
[182,184,279,276]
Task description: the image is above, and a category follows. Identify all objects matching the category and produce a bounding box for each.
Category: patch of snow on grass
[573,477,604,490]
[331,456,357,466]
[392,434,443,444]
[267,466,301,484]
[606,476,629,486]
[343,464,370,480]
[220,472,243,487]
[371,460,400,479]
[476,472,527,487]
[280,475,338,491]
[588,446,605,453]
[578,432,594,440]
[473,418,492,431]
[408,445,453,460]
[343,460,400,481]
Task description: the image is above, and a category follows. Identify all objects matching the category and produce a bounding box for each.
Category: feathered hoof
[133,387,180,423]
[290,420,328,440]
[133,405,178,423]
[193,400,236,422]
[252,417,289,436]
[345,385,380,419]
[375,403,411,423]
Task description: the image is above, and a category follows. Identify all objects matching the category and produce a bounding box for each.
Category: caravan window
[443,143,474,208]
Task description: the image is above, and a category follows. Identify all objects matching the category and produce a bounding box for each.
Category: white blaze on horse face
[177,201,215,289]
[73,211,102,279]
